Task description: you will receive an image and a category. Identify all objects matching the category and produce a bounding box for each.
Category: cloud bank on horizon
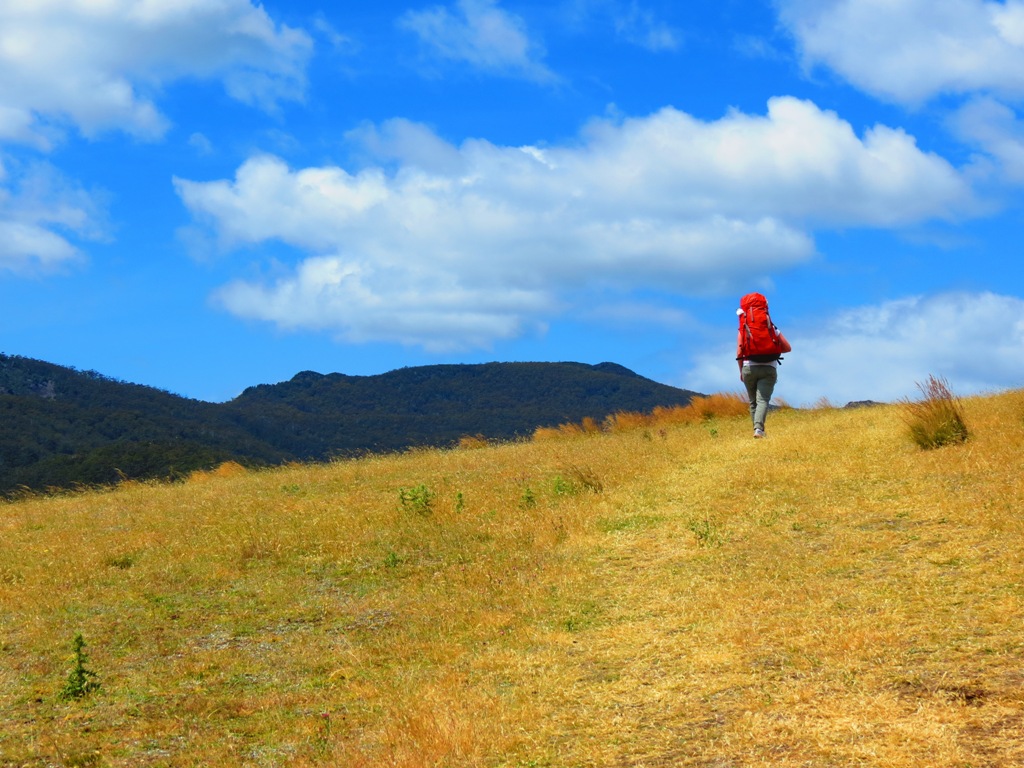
[1,0,1023,406]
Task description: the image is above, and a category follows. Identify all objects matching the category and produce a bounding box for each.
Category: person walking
[736,293,792,439]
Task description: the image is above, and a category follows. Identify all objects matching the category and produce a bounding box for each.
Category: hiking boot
[753,429,765,439]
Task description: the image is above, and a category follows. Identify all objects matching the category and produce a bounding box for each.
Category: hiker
[736,293,792,439]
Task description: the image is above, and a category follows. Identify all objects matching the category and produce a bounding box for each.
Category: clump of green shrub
[398,484,435,515]
[688,515,724,547]
[59,634,101,701]
[902,375,969,449]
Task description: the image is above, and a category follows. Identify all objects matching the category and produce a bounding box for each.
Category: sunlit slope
[2,390,1023,767]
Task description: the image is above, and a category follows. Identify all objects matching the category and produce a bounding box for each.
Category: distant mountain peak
[589,362,642,378]
[291,370,326,383]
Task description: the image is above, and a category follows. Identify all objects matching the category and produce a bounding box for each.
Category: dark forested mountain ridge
[0,355,291,493]
[225,361,702,456]
[0,354,702,495]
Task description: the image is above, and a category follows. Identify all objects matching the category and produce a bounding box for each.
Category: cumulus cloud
[215,256,552,351]
[0,160,106,274]
[777,0,1024,105]
[175,98,972,350]
[0,0,312,145]
[399,0,556,81]
[776,1,1024,191]
[685,292,1024,405]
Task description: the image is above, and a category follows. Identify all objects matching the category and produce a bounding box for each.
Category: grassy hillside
[2,389,1023,766]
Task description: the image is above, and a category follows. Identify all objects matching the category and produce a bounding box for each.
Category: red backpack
[737,292,784,363]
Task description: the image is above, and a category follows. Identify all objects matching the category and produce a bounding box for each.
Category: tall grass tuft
[902,375,970,449]
[532,425,564,441]
[533,419,599,440]
[602,411,653,432]
[458,434,489,449]
[685,393,750,420]
[646,393,748,427]
[188,460,247,483]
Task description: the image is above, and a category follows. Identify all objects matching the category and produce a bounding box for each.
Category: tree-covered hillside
[0,355,291,493]
[0,354,702,495]
[225,362,702,456]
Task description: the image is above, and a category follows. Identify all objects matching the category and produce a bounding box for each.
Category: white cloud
[950,96,1024,183]
[399,0,556,82]
[215,256,551,351]
[0,221,81,273]
[346,118,466,175]
[613,1,680,52]
[561,0,680,52]
[0,0,310,274]
[0,0,312,145]
[733,34,786,61]
[313,15,355,52]
[0,160,106,274]
[685,291,1024,405]
[575,97,970,227]
[188,132,215,156]
[175,98,972,350]
[778,0,1024,105]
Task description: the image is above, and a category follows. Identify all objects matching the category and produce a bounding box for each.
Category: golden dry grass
[2,389,1024,766]
[541,393,751,441]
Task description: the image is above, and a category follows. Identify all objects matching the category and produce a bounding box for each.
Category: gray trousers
[742,365,778,433]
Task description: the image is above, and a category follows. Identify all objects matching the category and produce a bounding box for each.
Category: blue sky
[2,0,1024,407]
